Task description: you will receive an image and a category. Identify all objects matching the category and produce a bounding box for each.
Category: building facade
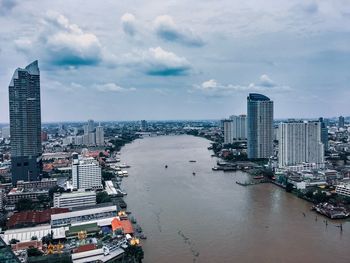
[223,120,233,144]
[53,191,96,209]
[230,115,247,140]
[72,156,102,190]
[278,121,325,168]
[9,61,42,184]
[95,124,104,146]
[247,93,274,159]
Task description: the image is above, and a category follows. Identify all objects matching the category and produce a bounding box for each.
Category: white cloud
[153,15,204,47]
[193,75,291,96]
[123,46,191,76]
[95,83,136,92]
[15,11,103,67]
[121,13,137,36]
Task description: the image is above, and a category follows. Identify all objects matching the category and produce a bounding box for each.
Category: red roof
[7,208,69,228]
[74,244,97,253]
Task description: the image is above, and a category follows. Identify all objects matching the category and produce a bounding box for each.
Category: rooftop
[247,93,270,101]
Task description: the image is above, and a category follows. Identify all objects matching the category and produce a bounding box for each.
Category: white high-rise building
[229,115,247,140]
[96,124,104,146]
[278,121,324,168]
[72,156,102,190]
[223,120,233,144]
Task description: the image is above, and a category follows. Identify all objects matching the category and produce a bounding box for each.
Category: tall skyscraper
[9,61,42,184]
[278,121,324,168]
[338,116,345,128]
[319,117,328,152]
[247,93,273,159]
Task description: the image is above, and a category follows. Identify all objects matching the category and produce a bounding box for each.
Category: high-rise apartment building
[229,115,247,140]
[247,93,273,159]
[278,121,324,168]
[9,61,42,184]
[223,119,233,144]
[338,116,345,128]
[72,156,102,190]
[95,124,104,146]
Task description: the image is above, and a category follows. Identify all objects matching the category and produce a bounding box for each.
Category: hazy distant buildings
[64,120,103,146]
[278,121,324,168]
[72,155,102,190]
[95,124,104,146]
[338,116,345,128]
[1,127,10,139]
[140,120,148,131]
[9,61,42,184]
[247,93,273,159]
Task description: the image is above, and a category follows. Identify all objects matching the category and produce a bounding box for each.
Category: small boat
[189,160,196,163]
[165,165,168,168]
[253,175,264,179]
[139,234,147,240]
[119,163,130,168]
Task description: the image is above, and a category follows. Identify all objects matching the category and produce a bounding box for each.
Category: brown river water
[121,135,350,263]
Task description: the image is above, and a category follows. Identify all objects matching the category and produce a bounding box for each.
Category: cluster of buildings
[0,61,142,262]
[62,120,105,147]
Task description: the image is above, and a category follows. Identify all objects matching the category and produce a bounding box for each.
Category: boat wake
[177,230,200,262]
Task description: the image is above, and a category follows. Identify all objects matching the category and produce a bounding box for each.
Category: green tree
[96,191,111,204]
[285,183,294,193]
[27,247,43,257]
[9,239,20,245]
[16,198,33,211]
[102,171,114,181]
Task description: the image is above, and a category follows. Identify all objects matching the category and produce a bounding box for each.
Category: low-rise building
[336,183,350,197]
[53,191,96,209]
[51,205,118,228]
[16,178,57,191]
[6,188,49,205]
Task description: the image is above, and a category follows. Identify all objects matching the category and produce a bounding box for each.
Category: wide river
[121,135,350,263]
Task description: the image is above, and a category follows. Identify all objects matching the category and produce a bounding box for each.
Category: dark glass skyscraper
[9,60,42,184]
[247,93,273,159]
[319,117,328,152]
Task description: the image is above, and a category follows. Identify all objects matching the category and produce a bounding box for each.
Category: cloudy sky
[1,0,350,122]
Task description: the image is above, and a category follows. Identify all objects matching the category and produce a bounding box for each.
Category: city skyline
[1,1,350,122]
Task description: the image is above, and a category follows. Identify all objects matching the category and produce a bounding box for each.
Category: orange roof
[120,219,134,234]
[111,217,122,232]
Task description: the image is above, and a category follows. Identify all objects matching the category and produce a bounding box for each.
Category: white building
[278,121,324,168]
[53,191,96,209]
[336,183,350,197]
[229,115,247,140]
[51,205,117,227]
[96,124,104,146]
[72,156,102,190]
[223,120,233,144]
